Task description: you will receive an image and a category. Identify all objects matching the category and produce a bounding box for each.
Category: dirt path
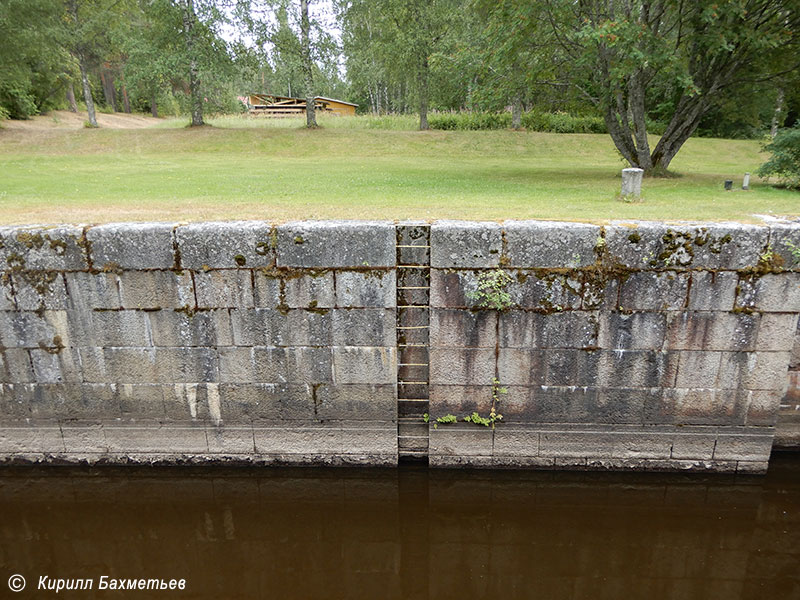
[1,110,162,130]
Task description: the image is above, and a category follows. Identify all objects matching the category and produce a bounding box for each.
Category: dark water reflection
[1,455,799,599]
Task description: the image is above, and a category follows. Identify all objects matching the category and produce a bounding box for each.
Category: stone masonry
[1,219,799,472]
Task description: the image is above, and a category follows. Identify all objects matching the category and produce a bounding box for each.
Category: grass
[0,116,797,225]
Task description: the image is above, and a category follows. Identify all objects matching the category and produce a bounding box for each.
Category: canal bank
[1,220,799,472]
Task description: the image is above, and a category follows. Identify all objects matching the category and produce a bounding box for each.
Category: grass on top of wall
[0,121,797,225]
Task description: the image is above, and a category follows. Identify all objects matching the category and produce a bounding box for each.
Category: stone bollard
[743,172,750,191]
[621,167,644,200]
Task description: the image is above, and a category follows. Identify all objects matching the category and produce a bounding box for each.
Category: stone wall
[0,222,397,465]
[1,219,799,472]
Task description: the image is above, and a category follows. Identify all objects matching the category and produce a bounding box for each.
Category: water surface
[1,455,798,599]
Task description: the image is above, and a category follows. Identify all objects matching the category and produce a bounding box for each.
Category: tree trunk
[66,82,78,113]
[511,93,522,130]
[101,69,117,112]
[78,56,98,127]
[418,54,429,130]
[121,73,131,113]
[300,0,316,127]
[650,94,709,171]
[150,90,158,118]
[771,88,785,138]
[181,0,204,126]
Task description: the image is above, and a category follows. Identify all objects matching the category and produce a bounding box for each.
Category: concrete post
[621,168,644,199]
[743,173,750,191]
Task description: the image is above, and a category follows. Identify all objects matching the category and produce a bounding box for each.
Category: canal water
[1,455,798,599]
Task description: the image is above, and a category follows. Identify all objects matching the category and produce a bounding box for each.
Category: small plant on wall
[468,269,514,311]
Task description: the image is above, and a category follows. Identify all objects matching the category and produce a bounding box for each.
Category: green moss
[294,235,304,244]
[38,335,64,355]
[234,254,246,266]
[627,232,641,243]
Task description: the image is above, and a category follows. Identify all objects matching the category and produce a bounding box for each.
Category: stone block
[87,222,176,270]
[496,348,546,386]
[0,274,14,310]
[333,346,395,384]
[61,424,108,453]
[493,427,539,457]
[253,424,396,458]
[116,383,168,419]
[162,383,206,421]
[0,225,89,271]
[315,384,396,420]
[277,221,395,268]
[430,221,503,268]
[429,348,495,385]
[671,431,717,460]
[177,221,274,269]
[605,222,767,270]
[253,272,281,308]
[674,351,722,388]
[593,387,660,424]
[283,271,335,308]
[206,426,256,454]
[193,270,253,308]
[736,272,800,312]
[653,388,748,425]
[539,430,617,458]
[65,272,122,310]
[581,273,620,310]
[429,425,494,456]
[10,271,68,310]
[741,351,791,390]
[0,383,32,417]
[218,347,253,383]
[331,309,395,347]
[432,309,496,348]
[229,308,286,346]
[29,348,82,383]
[428,384,494,416]
[713,432,773,461]
[0,349,35,383]
[599,350,678,388]
[430,270,474,308]
[769,223,800,271]
[544,349,594,386]
[0,425,65,453]
[149,308,233,347]
[103,424,208,454]
[665,311,759,352]
[250,346,333,384]
[504,220,600,268]
[612,432,673,459]
[335,270,395,308]
[600,311,665,350]
[71,309,151,347]
[119,270,194,309]
[756,313,799,351]
[746,390,781,426]
[79,347,217,384]
[283,310,333,346]
[688,272,737,311]
[508,272,582,311]
[619,272,689,310]
[0,310,69,349]
[27,383,120,420]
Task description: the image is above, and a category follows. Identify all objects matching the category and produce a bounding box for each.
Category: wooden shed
[245,94,357,117]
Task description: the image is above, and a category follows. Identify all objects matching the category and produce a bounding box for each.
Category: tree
[300,0,316,126]
[547,0,800,172]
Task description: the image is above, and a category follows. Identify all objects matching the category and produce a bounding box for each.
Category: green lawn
[0,117,797,224]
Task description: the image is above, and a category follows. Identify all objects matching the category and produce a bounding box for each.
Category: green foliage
[758,126,800,189]
[436,414,458,424]
[427,110,666,134]
[468,269,514,311]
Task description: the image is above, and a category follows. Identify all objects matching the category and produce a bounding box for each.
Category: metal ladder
[396,223,430,463]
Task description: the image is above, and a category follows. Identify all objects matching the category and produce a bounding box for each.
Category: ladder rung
[397,245,430,248]
[398,399,429,402]
[398,363,429,366]
[397,305,429,309]
[397,286,430,290]
[398,381,427,385]
[397,325,429,329]
[397,265,430,269]
[398,343,427,347]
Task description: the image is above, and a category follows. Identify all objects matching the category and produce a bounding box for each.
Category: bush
[758,126,800,189]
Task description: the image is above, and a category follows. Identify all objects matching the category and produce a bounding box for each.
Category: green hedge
[428,110,667,135]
